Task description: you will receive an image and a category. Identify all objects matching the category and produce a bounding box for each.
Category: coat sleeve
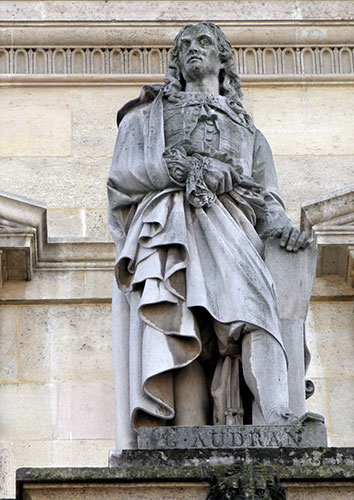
[252,129,291,238]
[107,103,172,244]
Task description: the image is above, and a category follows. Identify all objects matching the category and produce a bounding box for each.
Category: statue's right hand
[204,159,240,195]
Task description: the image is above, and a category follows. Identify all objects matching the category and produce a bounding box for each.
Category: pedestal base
[136,413,327,450]
[17,448,354,500]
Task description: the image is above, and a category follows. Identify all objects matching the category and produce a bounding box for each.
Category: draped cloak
[107,87,291,449]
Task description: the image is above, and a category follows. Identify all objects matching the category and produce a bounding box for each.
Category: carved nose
[188,40,200,52]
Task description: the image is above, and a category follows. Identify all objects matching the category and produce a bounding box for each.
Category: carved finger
[303,236,314,248]
[279,226,291,248]
[231,170,241,186]
[224,171,233,193]
[286,228,300,251]
[293,231,307,251]
[216,176,226,195]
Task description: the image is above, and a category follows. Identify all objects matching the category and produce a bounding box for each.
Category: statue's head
[165,22,243,101]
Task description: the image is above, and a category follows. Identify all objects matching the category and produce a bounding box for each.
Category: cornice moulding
[1,20,354,46]
[1,75,353,87]
[0,191,114,288]
[301,186,354,288]
[1,44,353,86]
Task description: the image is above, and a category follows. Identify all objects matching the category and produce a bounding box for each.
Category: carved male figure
[108,22,310,448]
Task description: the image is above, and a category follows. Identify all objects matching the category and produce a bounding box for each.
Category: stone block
[274,155,354,225]
[49,304,112,383]
[0,271,87,303]
[0,156,109,209]
[84,271,113,300]
[21,482,207,500]
[329,379,354,437]
[305,302,354,379]
[47,208,85,239]
[0,88,71,157]
[7,440,52,499]
[329,435,354,447]
[2,1,354,22]
[0,271,113,303]
[137,414,327,449]
[0,441,10,498]
[57,380,114,439]
[51,439,115,467]
[85,208,112,241]
[0,305,18,383]
[252,87,354,156]
[286,483,354,500]
[0,383,55,440]
[17,306,50,383]
[305,379,331,434]
[71,87,141,157]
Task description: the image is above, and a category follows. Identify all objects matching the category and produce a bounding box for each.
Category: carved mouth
[187,55,202,63]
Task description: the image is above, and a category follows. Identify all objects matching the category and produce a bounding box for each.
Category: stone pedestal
[17,448,354,500]
[135,413,327,450]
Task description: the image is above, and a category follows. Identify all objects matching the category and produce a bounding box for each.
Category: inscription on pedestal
[137,413,327,449]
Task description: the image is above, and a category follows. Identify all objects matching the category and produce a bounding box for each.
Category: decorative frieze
[1,45,353,77]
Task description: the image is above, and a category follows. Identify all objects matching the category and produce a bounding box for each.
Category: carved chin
[184,62,206,79]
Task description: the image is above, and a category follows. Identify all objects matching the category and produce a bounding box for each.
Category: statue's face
[177,25,222,83]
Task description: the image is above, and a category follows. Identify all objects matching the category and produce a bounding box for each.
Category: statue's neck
[185,76,220,95]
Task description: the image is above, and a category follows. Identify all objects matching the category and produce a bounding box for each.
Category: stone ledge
[0,191,114,282]
[301,186,354,286]
[16,448,354,499]
[1,20,354,46]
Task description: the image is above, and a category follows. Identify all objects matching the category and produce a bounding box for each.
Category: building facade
[0,1,353,497]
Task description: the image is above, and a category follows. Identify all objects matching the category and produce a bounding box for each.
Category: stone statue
[108,22,314,450]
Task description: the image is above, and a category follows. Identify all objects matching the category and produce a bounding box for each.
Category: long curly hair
[164,21,243,102]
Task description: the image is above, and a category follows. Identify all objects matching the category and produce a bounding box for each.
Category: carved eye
[199,36,212,47]
[180,39,190,49]
[255,487,266,497]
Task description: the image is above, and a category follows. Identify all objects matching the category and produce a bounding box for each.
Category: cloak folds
[108,89,291,449]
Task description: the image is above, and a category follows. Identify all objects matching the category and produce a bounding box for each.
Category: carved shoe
[266,407,298,425]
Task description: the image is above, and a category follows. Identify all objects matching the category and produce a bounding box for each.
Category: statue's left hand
[277,226,313,252]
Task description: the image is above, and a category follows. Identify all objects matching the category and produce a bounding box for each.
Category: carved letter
[211,430,225,447]
[230,431,244,446]
[191,431,207,447]
[285,428,303,446]
[164,429,177,448]
[250,431,264,447]
[267,431,281,447]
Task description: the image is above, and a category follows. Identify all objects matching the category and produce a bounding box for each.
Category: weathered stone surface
[287,483,354,500]
[0,383,55,440]
[17,306,50,383]
[275,156,354,225]
[48,304,112,383]
[306,302,354,379]
[0,90,71,157]
[252,86,354,156]
[329,379,354,439]
[3,1,354,22]
[137,414,327,450]
[21,482,208,500]
[51,439,115,467]
[57,380,114,440]
[0,306,18,383]
[2,22,354,47]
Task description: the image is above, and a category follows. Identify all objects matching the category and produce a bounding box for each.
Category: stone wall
[0,1,353,498]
